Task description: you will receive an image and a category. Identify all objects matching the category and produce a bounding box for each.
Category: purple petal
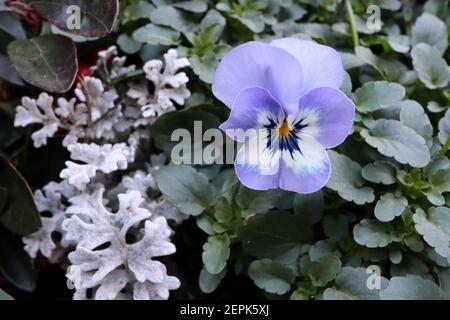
[234,131,281,191]
[279,135,331,193]
[212,41,303,112]
[296,87,355,148]
[219,87,284,141]
[271,38,344,96]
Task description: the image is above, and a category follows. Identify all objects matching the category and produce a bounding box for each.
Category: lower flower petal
[234,129,280,190]
[295,87,355,148]
[279,135,331,193]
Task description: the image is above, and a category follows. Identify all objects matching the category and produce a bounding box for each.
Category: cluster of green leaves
[123,0,450,300]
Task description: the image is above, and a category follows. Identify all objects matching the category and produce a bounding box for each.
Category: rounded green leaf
[248,259,296,295]
[202,234,230,274]
[354,81,405,113]
[413,207,450,258]
[411,43,450,90]
[360,119,430,168]
[133,24,181,46]
[199,267,226,294]
[374,193,407,222]
[324,267,388,300]
[153,165,218,216]
[380,275,445,300]
[362,161,397,185]
[411,13,448,55]
[327,151,375,205]
[354,219,394,248]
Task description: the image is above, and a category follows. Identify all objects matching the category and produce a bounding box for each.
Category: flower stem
[439,136,450,156]
[345,0,359,48]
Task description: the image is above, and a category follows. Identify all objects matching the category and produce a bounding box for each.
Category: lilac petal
[296,87,355,148]
[219,87,284,142]
[234,130,281,190]
[279,135,331,193]
[271,38,344,96]
[212,41,303,112]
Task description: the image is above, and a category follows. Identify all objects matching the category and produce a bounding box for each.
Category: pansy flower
[212,38,355,194]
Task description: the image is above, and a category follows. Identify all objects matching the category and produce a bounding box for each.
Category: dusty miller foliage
[6,0,450,300]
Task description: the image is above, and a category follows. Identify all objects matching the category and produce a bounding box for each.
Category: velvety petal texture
[213,38,355,194]
[296,87,355,148]
[271,38,344,97]
[212,41,303,111]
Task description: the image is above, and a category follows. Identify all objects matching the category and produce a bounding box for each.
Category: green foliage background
[1,0,450,299]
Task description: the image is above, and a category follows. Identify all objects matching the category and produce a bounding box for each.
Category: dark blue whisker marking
[262,115,308,159]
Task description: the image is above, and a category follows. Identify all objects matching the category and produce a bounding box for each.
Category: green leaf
[293,191,324,226]
[236,186,281,217]
[399,100,433,145]
[324,267,388,300]
[374,193,407,222]
[354,81,405,113]
[413,207,450,258]
[0,12,26,39]
[150,5,196,33]
[116,34,142,54]
[248,259,296,295]
[353,219,394,248]
[360,119,430,168]
[411,43,450,89]
[214,197,233,223]
[199,267,226,294]
[153,165,218,215]
[0,289,13,300]
[339,52,365,70]
[425,169,450,206]
[173,0,208,13]
[0,230,37,292]
[234,11,265,33]
[239,211,312,264]
[200,9,226,42]
[411,13,448,55]
[362,161,396,185]
[327,151,375,205]
[0,154,41,235]
[150,108,221,162]
[30,0,119,37]
[133,24,180,46]
[387,34,410,53]
[121,0,154,23]
[202,234,230,274]
[300,254,341,287]
[7,35,78,93]
[189,53,219,84]
[380,275,445,300]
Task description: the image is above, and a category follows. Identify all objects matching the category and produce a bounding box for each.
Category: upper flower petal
[279,135,331,193]
[295,87,355,148]
[271,38,344,96]
[212,41,303,111]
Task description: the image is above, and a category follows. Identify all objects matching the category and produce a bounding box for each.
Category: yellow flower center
[278,120,290,138]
